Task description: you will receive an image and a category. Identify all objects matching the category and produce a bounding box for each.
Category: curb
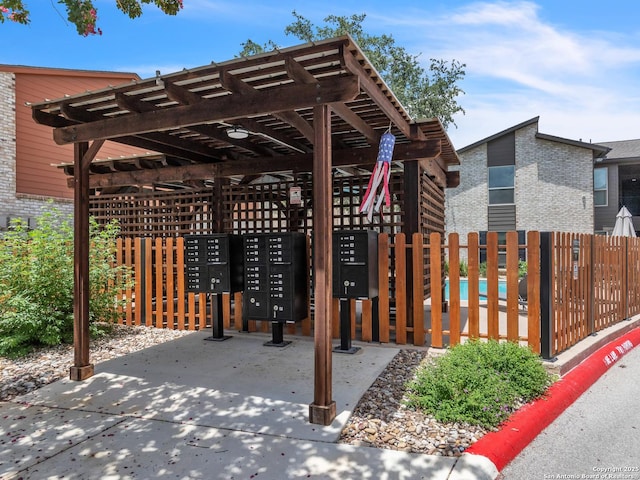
[464,326,640,473]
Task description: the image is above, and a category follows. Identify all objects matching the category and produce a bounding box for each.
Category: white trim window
[488,165,515,204]
[594,167,608,207]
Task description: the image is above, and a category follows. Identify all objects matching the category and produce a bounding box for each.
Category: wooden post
[70,141,94,381]
[309,105,336,425]
[540,232,555,359]
[403,162,420,334]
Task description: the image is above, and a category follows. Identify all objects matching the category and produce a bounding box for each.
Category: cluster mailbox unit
[185,234,244,340]
[243,232,309,346]
[332,230,380,353]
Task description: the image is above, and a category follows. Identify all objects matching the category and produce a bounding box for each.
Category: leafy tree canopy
[240,11,466,129]
[0,0,183,36]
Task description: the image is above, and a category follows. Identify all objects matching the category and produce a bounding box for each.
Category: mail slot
[185,234,244,294]
[242,232,309,323]
[332,230,379,299]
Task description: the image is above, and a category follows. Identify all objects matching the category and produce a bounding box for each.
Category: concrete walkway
[0,331,496,480]
[2,317,639,480]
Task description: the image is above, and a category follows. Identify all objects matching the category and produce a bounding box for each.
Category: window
[488,165,515,204]
[594,168,608,207]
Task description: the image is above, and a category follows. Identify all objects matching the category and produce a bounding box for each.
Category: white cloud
[376,1,640,147]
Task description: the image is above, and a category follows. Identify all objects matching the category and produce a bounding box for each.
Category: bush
[459,260,468,277]
[0,207,132,357]
[444,260,469,277]
[519,260,527,278]
[405,340,553,429]
[478,261,487,277]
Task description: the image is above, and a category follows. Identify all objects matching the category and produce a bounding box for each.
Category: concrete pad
[16,331,399,443]
[0,402,122,479]
[13,416,457,480]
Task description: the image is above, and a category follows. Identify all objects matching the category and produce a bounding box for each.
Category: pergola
[31,35,459,425]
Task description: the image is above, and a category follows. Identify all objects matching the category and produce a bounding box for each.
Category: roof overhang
[32,35,458,188]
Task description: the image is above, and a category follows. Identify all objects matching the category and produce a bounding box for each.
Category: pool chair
[518,274,528,310]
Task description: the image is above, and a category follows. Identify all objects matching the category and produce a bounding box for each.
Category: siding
[488,204,516,230]
[594,164,620,232]
[13,69,148,199]
[487,133,515,166]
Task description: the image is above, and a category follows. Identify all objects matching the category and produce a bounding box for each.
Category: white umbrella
[611,206,637,237]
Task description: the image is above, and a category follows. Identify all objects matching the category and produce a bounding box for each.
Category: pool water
[444,278,507,301]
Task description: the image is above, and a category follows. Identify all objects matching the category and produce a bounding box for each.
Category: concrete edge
[448,453,499,480]
[550,316,640,376]
[464,325,640,475]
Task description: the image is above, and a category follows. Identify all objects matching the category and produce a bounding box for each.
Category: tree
[240,12,466,129]
[0,0,183,36]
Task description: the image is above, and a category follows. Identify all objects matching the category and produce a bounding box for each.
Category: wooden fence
[115,231,640,358]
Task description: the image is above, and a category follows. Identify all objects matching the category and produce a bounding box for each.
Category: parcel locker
[185,234,244,294]
[332,230,379,299]
[242,232,308,323]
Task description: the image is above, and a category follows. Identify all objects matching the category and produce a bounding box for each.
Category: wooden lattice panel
[91,189,215,237]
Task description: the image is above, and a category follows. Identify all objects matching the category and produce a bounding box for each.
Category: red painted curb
[465,326,640,471]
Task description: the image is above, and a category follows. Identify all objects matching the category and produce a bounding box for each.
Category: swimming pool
[444,278,507,301]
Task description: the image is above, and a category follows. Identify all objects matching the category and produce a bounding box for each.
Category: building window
[488,165,515,204]
[594,168,608,207]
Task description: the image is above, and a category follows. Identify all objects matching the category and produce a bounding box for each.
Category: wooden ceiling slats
[34,35,459,188]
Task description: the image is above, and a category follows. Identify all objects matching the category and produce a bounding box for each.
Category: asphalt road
[500,344,640,480]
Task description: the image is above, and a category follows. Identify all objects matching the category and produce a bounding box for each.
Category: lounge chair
[518,274,527,310]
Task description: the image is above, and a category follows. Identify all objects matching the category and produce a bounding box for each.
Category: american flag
[377,132,395,163]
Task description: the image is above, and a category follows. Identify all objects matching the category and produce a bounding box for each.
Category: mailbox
[243,232,308,323]
[185,234,244,294]
[332,230,379,299]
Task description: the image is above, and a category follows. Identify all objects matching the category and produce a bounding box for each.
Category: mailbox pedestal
[242,232,309,347]
[332,230,379,354]
[185,234,244,341]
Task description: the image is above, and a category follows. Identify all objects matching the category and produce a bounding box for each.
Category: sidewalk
[1,318,639,480]
[0,331,496,480]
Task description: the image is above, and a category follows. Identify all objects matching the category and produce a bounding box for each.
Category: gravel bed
[1,325,488,457]
[0,324,191,402]
[338,349,489,456]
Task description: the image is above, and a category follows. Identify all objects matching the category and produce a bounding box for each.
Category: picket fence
[115,231,640,358]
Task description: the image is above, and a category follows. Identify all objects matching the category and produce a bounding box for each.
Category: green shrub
[405,339,553,429]
[444,260,469,277]
[518,260,527,278]
[0,207,132,357]
[478,261,487,277]
[459,260,468,277]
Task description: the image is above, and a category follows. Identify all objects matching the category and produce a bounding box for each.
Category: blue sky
[2,0,640,148]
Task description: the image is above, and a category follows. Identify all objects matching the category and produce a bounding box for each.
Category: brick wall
[0,72,72,230]
[445,121,594,260]
[445,142,488,240]
[515,123,593,233]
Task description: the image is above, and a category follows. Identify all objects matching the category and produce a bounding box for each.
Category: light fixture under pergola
[226,126,249,139]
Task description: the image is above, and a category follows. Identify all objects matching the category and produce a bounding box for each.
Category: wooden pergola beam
[285,57,379,144]
[220,70,315,143]
[52,76,360,145]
[341,48,422,141]
[71,140,442,188]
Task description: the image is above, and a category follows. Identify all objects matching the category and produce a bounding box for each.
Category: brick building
[0,65,147,227]
[445,117,610,261]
